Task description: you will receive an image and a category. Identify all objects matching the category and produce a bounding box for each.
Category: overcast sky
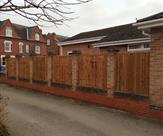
[0,0,163,37]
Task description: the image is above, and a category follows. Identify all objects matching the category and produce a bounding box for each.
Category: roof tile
[64,23,148,43]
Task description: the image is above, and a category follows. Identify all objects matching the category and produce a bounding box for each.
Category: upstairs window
[35,33,40,41]
[5,27,12,37]
[4,41,12,52]
[19,42,23,53]
[47,39,50,45]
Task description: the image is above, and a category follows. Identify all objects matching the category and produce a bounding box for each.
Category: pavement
[0,84,163,136]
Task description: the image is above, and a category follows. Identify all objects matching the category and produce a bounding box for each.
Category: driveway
[0,84,162,136]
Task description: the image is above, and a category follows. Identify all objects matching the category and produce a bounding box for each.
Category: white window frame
[10,56,15,58]
[67,51,73,55]
[26,44,30,53]
[35,33,40,41]
[4,41,12,52]
[47,39,50,45]
[5,27,12,37]
[35,46,40,54]
[127,44,150,52]
[1,55,6,67]
[19,42,24,53]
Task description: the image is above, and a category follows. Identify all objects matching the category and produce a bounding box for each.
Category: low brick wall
[0,77,163,120]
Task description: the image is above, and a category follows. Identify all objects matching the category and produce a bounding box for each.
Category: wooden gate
[78,55,107,89]
[52,56,72,85]
[115,52,150,96]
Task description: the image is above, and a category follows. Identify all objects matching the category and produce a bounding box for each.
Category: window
[144,43,150,48]
[35,33,40,41]
[128,43,150,52]
[47,39,50,45]
[4,41,12,52]
[67,51,73,55]
[1,55,6,66]
[5,27,12,37]
[67,50,81,55]
[19,42,23,53]
[26,44,30,53]
[35,46,40,54]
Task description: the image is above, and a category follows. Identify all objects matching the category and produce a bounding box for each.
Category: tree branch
[0,0,92,26]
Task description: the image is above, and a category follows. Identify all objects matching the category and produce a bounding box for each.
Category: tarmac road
[0,84,163,136]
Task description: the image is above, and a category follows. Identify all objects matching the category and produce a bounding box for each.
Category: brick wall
[61,42,100,55]
[150,26,163,108]
[61,43,127,56]
[45,33,59,55]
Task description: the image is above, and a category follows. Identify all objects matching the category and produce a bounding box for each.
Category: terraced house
[0,19,59,67]
[58,23,151,55]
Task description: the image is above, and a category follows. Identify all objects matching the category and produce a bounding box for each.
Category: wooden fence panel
[52,56,72,85]
[18,57,30,80]
[115,52,150,96]
[32,57,47,82]
[7,58,16,78]
[78,55,107,89]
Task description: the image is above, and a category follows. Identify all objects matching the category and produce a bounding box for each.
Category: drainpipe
[26,28,29,40]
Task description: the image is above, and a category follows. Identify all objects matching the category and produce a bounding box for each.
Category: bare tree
[0,0,91,25]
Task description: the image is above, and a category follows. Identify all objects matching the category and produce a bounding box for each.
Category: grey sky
[0,0,163,36]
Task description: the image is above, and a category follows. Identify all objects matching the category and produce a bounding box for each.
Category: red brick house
[0,19,48,66]
[134,11,163,110]
[43,33,68,55]
[0,19,63,67]
[58,23,150,56]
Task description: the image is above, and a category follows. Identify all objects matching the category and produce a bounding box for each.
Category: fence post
[106,51,116,96]
[5,58,8,79]
[5,56,10,79]
[29,56,33,83]
[71,53,80,91]
[15,56,20,81]
[47,56,52,87]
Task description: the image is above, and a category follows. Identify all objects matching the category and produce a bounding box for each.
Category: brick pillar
[149,27,163,110]
[29,57,33,84]
[71,53,79,91]
[107,52,116,96]
[47,56,52,87]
